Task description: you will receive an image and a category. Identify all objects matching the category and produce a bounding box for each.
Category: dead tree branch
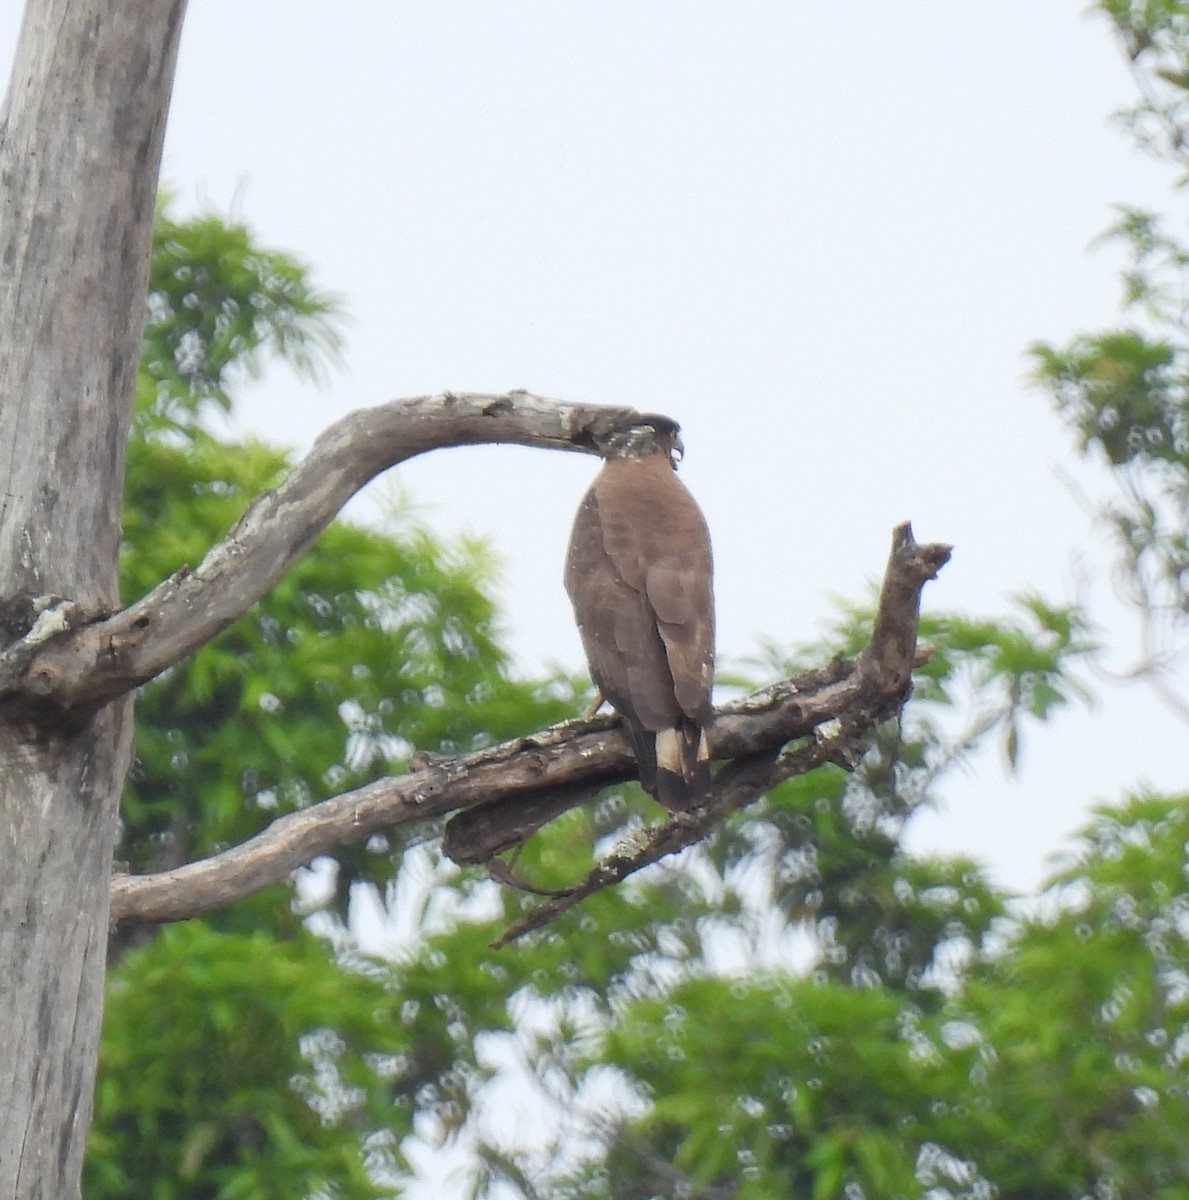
[110,524,950,932]
[491,523,950,945]
[0,392,636,719]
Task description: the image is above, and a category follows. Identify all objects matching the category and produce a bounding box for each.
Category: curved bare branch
[0,391,639,717]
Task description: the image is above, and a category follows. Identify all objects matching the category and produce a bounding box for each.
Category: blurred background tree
[1033,0,1189,722]
[89,4,1189,1196]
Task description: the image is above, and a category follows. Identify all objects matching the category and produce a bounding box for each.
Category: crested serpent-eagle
[565,416,715,810]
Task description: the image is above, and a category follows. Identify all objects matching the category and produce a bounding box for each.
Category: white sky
[3,3,1183,899]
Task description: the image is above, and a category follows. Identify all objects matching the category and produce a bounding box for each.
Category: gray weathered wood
[108,526,950,932]
[0,392,638,715]
[0,2,187,1196]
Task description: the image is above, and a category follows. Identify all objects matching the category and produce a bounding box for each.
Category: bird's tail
[652,719,711,812]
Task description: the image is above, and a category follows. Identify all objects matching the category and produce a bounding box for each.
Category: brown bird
[565,415,715,810]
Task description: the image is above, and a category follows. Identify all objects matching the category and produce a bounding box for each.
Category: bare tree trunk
[0,2,186,1195]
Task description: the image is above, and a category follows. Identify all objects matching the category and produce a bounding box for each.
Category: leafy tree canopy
[92,203,577,1196]
[90,4,1189,1191]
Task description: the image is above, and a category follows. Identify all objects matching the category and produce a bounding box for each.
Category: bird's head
[601,414,684,468]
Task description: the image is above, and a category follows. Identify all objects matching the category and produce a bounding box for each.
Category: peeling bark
[0,3,187,1197]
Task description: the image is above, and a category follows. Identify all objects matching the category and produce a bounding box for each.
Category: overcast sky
[3,3,1182,900]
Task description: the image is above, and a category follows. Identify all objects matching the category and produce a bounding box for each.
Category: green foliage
[139,196,343,439]
[1098,1,1189,168]
[92,204,579,1193]
[917,595,1098,769]
[935,794,1189,1199]
[1030,5,1189,652]
[529,10,1189,1197]
[98,45,1189,1189]
[88,925,409,1200]
[1032,324,1189,621]
[595,978,924,1200]
[755,591,1095,774]
[540,794,1189,1200]
[120,203,574,913]
[356,592,1091,1198]
[702,596,1089,1000]
[121,425,571,906]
